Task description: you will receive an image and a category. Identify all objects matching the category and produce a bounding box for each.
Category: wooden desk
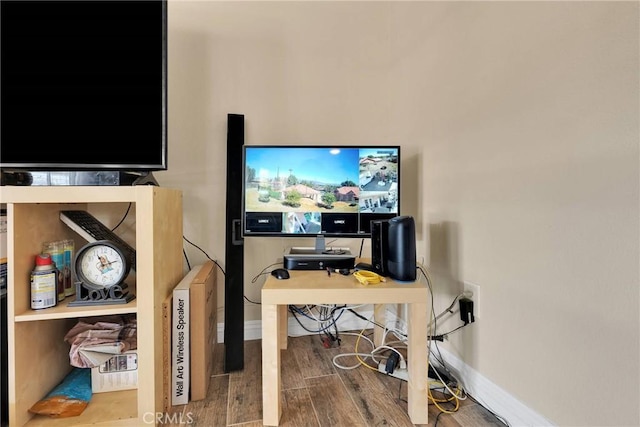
[261,268,429,426]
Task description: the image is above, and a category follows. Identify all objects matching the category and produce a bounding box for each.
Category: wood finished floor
[167,333,505,427]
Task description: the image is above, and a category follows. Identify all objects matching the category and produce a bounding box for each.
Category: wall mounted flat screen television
[0,0,167,173]
[243,146,400,238]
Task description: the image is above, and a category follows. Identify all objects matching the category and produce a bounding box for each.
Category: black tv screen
[0,0,167,171]
[243,146,400,237]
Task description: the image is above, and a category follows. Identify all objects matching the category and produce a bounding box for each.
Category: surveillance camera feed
[243,146,399,236]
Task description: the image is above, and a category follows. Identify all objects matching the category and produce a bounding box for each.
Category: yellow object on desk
[353,270,386,285]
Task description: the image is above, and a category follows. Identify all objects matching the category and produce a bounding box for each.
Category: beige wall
[158,1,639,426]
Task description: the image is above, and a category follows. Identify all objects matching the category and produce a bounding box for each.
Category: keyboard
[60,210,136,267]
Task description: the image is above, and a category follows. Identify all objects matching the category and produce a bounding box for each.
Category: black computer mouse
[271,268,290,280]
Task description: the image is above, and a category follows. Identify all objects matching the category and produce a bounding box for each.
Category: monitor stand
[315,235,326,253]
[119,171,159,186]
[312,234,349,255]
[283,235,355,270]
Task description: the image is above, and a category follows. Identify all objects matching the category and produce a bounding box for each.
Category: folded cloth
[64,315,137,368]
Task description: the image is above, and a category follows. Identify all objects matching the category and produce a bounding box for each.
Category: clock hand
[97,255,119,266]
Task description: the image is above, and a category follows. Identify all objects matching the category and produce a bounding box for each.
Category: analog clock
[74,240,131,291]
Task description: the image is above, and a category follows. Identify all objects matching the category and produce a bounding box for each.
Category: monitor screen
[242,146,400,237]
[0,0,167,171]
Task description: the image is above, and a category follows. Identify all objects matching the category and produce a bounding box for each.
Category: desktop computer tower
[371,219,390,276]
[371,216,417,282]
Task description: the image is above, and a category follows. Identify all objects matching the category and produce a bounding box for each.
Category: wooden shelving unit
[1,186,183,427]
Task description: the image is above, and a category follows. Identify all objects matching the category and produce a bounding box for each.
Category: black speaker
[224,113,244,372]
[387,216,417,282]
[1,294,7,427]
[371,219,390,276]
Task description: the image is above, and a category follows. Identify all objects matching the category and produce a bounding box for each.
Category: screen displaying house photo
[243,146,399,236]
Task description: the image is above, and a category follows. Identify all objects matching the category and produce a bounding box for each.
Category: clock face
[75,241,130,290]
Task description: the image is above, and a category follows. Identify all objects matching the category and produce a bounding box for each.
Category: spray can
[31,253,58,309]
[42,241,65,302]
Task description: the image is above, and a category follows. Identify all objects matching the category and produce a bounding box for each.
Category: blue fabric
[45,368,92,402]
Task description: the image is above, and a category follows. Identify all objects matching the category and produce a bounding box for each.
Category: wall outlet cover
[463,281,480,320]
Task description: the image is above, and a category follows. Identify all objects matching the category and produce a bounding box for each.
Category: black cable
[182,235,225,275]
[183,248,191,271]
[358,238,364,258]
[251,262,284,283]
[180,235,268,305]
[111,202,132,232]
[433,410,446,427]
[244,295,260,305]
[467,394,511,427]
[288,307,324,333]
[330,305,342,346]
[431,323,468,340]
[346,308,392,333]
[289,305,346,334]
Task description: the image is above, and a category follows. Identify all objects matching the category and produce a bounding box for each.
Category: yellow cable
[353,305,384,371]
[428,387,461,413]
[354,332,378,371]
[353,270,386,285]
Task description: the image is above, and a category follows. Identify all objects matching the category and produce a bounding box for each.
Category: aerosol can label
[31,269,57,309]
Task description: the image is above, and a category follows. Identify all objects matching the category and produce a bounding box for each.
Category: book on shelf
[189,260,217,401]
[170,266,198,405]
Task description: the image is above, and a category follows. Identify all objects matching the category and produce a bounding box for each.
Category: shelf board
[0,186,141,204]
[15,297,137,322]
[23,389,137,427]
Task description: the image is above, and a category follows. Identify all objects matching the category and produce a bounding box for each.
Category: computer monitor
[242,145,400,240]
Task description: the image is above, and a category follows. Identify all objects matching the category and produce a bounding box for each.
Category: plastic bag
[29,368,92,418]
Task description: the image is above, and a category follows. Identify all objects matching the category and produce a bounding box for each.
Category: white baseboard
[216,313,552,427]
[216,308,374,343]
[435,347,553,427]
[217,319,262,343]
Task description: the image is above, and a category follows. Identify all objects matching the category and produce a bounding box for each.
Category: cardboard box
[91,351,138,393]
[171,268,195,405]
[165,261,217,405]
[189,261,217,401]
[162,294,172,411]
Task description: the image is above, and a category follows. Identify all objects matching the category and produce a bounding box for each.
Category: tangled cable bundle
[353,270,386,285]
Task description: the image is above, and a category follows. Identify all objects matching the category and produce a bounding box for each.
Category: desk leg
[407,302,428,424]
[373,304,384,347]
[262,303,282,426]
[279,304,288,350]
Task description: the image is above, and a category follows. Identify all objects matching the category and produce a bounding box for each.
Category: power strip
[377,363,408,381]
[376,363,446,390]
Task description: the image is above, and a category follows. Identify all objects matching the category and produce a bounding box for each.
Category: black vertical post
[224,113,244,372]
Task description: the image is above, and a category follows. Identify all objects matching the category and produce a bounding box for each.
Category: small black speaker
[371,219,390,276]
[387,216,417,282]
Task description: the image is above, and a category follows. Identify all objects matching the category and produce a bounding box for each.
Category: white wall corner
[437,347,554,427]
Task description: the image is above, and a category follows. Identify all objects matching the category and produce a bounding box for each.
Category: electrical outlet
[463,281,480,320]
